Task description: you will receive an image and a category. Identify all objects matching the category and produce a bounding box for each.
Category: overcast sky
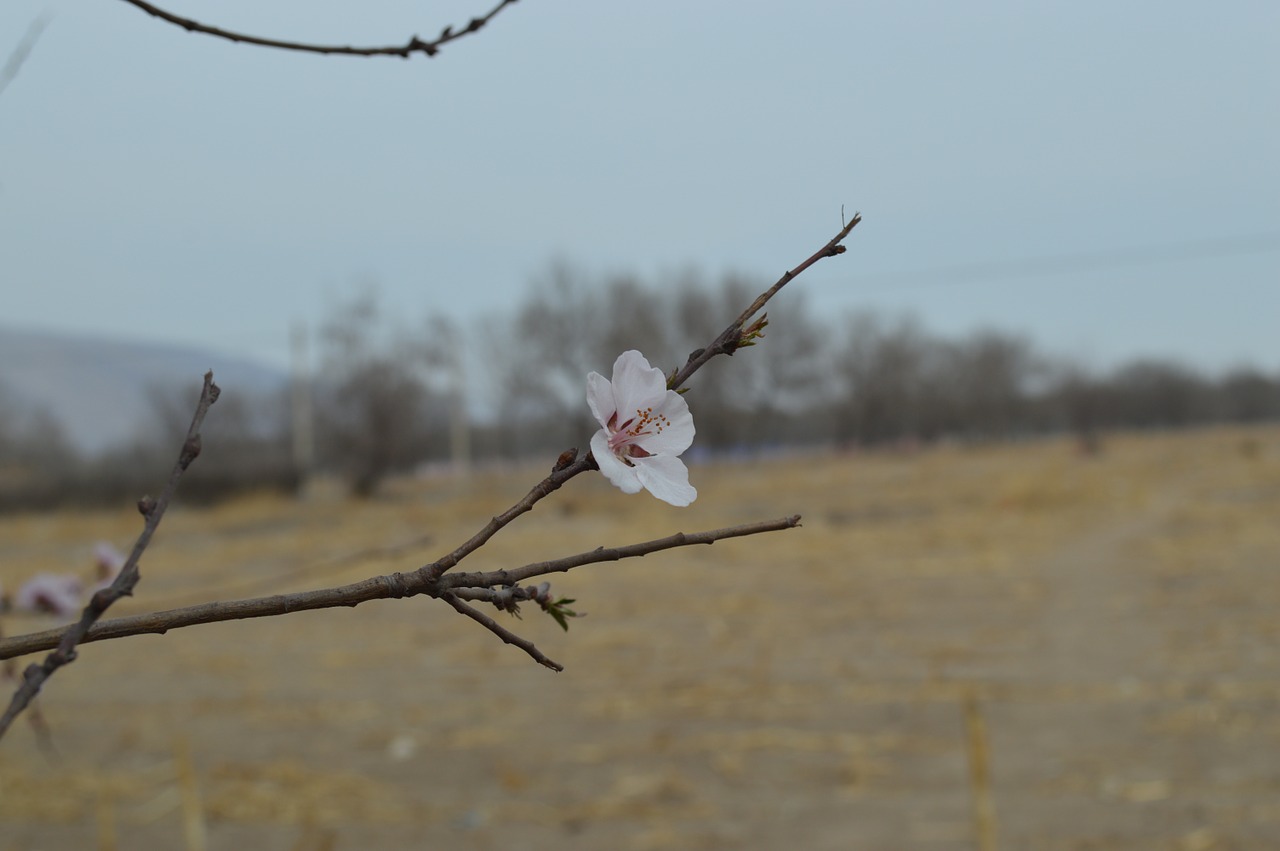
[2,1,1277,374]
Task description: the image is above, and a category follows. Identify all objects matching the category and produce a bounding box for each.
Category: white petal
[635,389,695,456]
[633,455,697,506]
[609,351,668,424]
[591,430,643,494]
[585,371,615,428]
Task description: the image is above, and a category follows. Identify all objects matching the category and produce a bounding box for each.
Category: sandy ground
[1,426,1279,850]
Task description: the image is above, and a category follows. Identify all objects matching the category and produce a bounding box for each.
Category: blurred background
[0,0,1277,503]
[1,1,1278,849]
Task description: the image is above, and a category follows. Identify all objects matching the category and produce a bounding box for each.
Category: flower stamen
[608,406,673,456]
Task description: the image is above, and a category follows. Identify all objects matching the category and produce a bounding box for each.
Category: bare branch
[116,0,520,59]
[449,515,802,589]
[0,372,220,740]
[0,575,408,659]
[0,13,51,98]
[143,531,435,611]
[442,593,562,671]
[0,620,54,753]
[0,517,799,660]
[450,586,535,605]
[668,212,862,392]
[422,450,595,581]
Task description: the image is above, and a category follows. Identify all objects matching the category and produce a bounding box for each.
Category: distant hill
[0,326,287,456]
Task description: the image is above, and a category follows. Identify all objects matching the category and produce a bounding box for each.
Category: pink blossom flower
[14,573,84,619]
[93,541,127,592]
[587,350,697,506]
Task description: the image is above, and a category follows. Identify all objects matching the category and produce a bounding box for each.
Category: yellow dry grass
[2,426,1279,850]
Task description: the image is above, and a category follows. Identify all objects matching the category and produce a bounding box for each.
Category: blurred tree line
[3,268,1279,508]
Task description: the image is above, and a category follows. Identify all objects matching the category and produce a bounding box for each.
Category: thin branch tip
[442,593,563,671]
[667,214,864,391]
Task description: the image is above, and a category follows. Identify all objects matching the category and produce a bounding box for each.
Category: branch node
[90,589,115,612]
[378,572,414,599]
[179,435,202,470]
[553,448,578,473]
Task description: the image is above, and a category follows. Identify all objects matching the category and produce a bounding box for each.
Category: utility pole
[449,356,470,475]
[290,321,314,492]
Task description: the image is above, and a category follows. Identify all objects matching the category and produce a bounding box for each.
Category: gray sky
[3,0,1277,373]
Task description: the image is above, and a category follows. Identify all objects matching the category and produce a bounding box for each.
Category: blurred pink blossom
[14,573,84,619]
[94,541,127,588]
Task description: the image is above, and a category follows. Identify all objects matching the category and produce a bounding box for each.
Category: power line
[854,231,1280,291]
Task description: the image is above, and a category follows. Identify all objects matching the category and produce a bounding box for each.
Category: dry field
[2,427,1279,850]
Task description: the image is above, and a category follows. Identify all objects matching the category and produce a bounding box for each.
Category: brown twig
[0,619,55,754]
[0,373,219,740]
[442,593,563,671]
[141,531,435,611]
[422,452,595,582]
[0,517,798,660]
[453,515,802,589]
[668,212,862,392]
[0,576,407,659]
[116,0,519,59]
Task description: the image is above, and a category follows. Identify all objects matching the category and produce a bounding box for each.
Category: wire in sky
[855,231,1280,291]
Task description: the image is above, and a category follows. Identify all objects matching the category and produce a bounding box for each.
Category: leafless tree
[0,381,77,511]
[832,312,930,445]
[315,290,455,496]
[1106,360,1210,428]
[1217,367,1280,422]
[948,331,1038,441]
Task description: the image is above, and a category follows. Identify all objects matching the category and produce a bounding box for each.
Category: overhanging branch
[116,0,520,59]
